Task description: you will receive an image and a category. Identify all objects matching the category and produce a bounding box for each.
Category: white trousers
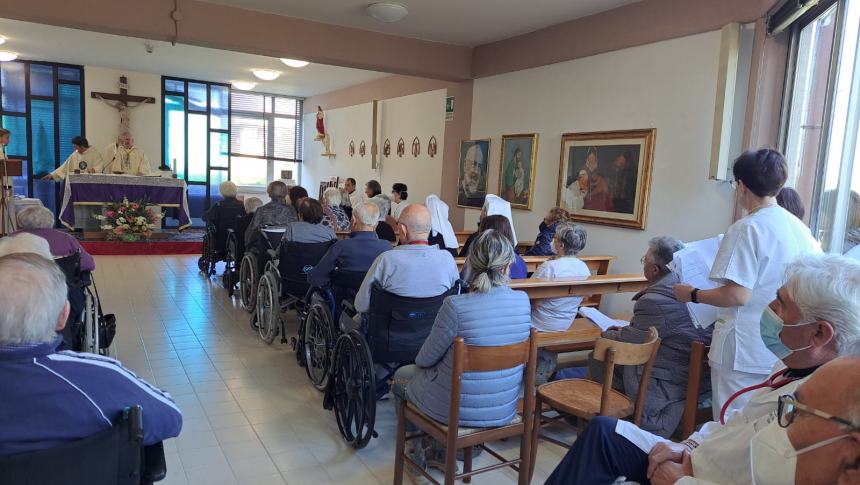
[709,331,769,419]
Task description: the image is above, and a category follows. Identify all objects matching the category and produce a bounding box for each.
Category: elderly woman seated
[321,187,351,231]
[202,181,246,256]
[526,206,572,256]
[284,198,337,244]
[391,230,532,479]
[530,222,590,384]
[587,236,713,437]
[16,206,94,271]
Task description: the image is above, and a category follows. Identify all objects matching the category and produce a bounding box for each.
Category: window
[162,77,230,226]
[230,92,302,187]
[780,0,860,256]
[0,61,84,217]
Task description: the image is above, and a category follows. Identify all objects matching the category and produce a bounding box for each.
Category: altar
[60,174,191,230]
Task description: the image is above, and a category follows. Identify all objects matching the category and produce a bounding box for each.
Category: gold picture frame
[498,133,539,210]
[557,129,656,230]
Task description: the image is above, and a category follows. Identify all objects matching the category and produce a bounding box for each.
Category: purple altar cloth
[60,174,190,229]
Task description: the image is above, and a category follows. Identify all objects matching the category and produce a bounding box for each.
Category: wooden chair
[676,340,712,439]
[529,327,660,480]
[394,329,538,485]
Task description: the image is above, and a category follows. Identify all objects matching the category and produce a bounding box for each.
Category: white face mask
[751,418,850,485]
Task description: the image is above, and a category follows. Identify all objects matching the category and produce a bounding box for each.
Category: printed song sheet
[668,235,723,329]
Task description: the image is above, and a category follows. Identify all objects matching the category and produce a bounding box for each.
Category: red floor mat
[80,241,203,255]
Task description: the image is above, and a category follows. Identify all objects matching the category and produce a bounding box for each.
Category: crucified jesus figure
[94,95,152,133]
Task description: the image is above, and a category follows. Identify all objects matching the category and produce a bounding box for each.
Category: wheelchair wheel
[239,253,258,313]
[223,236,238,296]
[256,272,279,344]
[303,303,335,391]
[332,333,377,449]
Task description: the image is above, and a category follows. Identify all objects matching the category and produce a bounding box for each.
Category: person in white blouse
[390,182,410,220]
[530,222,591,384]
[674,149,820,417]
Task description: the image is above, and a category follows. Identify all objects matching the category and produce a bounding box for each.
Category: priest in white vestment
[43,136,104,181]
[101,133,150,176]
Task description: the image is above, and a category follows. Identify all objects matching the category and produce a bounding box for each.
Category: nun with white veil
[459,194,518,257]
[425,194,459,257]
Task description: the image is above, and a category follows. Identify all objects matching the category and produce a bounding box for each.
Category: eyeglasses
[777,394,860,430]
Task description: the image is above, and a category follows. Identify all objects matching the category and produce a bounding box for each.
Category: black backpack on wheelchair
[54,252,116,353]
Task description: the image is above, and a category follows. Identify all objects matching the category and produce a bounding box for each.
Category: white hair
[647,236,685,273]
[371,195,391,222]
[554,222,587,256]
[244,197,263,214]
[0,254,67,344]
[219,181,238,198]
[324,187,343,207]
[16,206,55,230]
[353,202,379,227]
[0,233,53,260]
[784,254,860,356]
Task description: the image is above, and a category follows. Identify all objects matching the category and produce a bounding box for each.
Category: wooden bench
[509,274,648,300]
[454,255,616,275]
[455,230,535,253]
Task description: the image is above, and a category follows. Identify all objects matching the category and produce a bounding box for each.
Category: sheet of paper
[668,235,723,329]
[579,306,630,332]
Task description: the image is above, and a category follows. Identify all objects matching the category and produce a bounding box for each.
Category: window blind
[230,92,303,163]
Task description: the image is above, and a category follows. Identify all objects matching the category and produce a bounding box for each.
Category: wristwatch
[691,288,700,304]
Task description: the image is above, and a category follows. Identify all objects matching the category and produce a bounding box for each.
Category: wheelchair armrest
[142,441,167,483]
[80,270,93,287]
[340,299,357,317]
[266,249,277,259]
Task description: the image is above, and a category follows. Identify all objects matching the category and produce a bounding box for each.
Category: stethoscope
[719,368,800,424]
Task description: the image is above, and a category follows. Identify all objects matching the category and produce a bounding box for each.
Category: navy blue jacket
[0,338,183,456]
[525,222,559,256]
[308,231,391,288]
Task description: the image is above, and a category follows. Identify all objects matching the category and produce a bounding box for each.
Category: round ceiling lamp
[0,51,18,62]
[231,81,256,91]
[252,69,280,81]
[280,58,309,68]
[367,2,409,23]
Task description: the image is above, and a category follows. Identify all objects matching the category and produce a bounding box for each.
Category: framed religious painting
[557,129,656,230]
[498,133,539,210]
[457,139,491,208]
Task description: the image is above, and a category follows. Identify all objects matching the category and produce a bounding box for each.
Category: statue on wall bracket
[315,106,335,157]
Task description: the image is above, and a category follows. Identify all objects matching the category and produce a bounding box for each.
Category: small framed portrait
[498,133,539,210]
[457,139,491,208]
[557,129,656,230]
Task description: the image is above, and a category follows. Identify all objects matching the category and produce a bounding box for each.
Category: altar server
[674,149,820,418]
[101,132,151,175]
[43,136,105,181]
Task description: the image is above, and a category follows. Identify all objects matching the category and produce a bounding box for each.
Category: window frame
[0,60,85,216]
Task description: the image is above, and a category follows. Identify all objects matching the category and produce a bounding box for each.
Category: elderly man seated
[354,204,459,315]
[588,236,713,438]
[308,201,391,290]
[244,181,298,249]
[16,205,95,271]
[0,254,183,455]
[545,253,860,485]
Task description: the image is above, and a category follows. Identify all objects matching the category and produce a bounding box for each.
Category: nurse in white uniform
[674,149,820,418]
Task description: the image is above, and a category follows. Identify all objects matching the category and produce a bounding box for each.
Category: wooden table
[508,274,648,299]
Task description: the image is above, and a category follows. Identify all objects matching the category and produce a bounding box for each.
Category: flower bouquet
[94,197,163,242]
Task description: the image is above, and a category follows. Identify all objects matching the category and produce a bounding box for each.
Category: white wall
[470,31,737,312]
[301,89,447,203]
[84,66,161,166]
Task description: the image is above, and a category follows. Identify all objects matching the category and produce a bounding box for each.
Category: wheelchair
[221,229,240,297]
[324,282,459,449]
[295,270,367,392]
[198,207,246,278]
[238,226,284,313]
[55,252,115,355]
[254,235,336,345]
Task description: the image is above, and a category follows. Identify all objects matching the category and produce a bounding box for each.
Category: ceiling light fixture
[0,51,18,62]
[252,69,280,81]
[231,81,256,91]
[367,2,409,23]
[280,58,309,68]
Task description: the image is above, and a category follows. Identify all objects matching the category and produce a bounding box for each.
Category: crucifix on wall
[90,76,155,132]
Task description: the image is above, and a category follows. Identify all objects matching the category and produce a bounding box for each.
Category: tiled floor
[94,255,572,485]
